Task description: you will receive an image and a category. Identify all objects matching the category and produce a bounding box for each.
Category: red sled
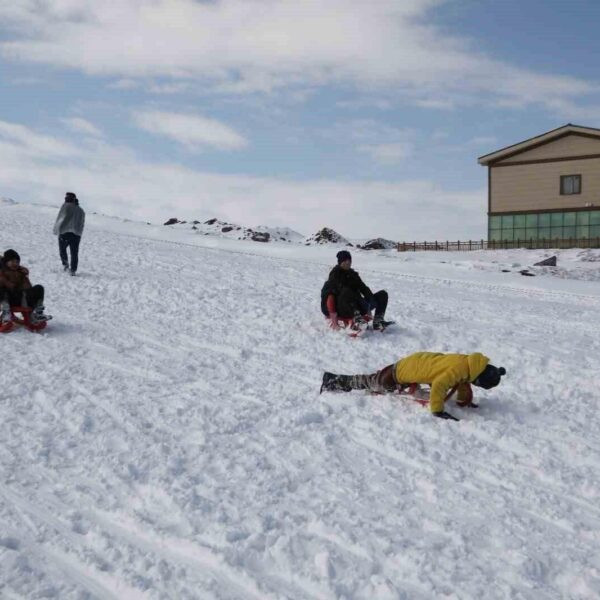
[326,315,371,338]
[0,306,47,333]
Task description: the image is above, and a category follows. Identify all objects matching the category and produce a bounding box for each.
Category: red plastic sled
[0,306,47,333]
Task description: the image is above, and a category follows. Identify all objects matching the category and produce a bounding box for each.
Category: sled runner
[371,383,478,408]
[328,316,396,338]
[0,306,48,333]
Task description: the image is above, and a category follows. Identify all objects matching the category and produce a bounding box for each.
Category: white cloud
[0,120,78,158]
[357,142,413,164]
[0,119,486,240]
[0,1,597,113]
[61,117,104,137]
[132,110,248,150]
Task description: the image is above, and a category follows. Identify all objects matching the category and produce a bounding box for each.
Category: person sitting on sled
[320,250,391,330]
[320,351,506,421]
[0,249,51,326]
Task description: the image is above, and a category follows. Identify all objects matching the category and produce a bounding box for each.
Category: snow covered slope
[2,201,600,599]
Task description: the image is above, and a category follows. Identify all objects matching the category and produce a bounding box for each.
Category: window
[560,174,581,195]
[489,216,502,230]
[489,210,597,243]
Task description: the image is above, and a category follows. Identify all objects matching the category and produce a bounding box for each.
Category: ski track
[1,204,600,599]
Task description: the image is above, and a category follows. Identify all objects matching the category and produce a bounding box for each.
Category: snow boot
[373,315,394,331]
[0,301,14,331]
[31,304,52,325]
[320,372,353,393]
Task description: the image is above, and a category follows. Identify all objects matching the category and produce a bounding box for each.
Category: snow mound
[0,196,17,205]
[254,225,305,243]
[305,227,352,246]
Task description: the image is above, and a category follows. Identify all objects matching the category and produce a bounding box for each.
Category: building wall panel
[490,157,600,213]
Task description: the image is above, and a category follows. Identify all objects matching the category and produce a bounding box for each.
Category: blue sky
[1,0,599,240]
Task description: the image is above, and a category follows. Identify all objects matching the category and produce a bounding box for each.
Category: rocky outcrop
[358,238,397,250]
[305,228,352,246]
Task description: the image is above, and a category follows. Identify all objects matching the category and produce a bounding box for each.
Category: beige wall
[490,157,600,213]
[499,134,600,163]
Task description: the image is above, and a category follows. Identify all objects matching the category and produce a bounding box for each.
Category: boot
[0,301,12,324]
[320,372,353,393]
[31,304,52,325]
[373,315,393,330]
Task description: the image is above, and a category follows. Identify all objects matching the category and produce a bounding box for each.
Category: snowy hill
[2,200,600,599]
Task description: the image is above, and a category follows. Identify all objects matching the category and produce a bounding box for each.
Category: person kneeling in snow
[0,249,51,325]
[320,352,506,421]
[320,250,391,330]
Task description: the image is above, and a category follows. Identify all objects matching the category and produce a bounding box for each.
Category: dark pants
[357,290,388,318]
[2,285,44,308]
[335,364,398,393]
[322,288,388,319]
[59,232,81,273]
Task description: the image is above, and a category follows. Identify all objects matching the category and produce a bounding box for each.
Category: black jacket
[321,265,373,301]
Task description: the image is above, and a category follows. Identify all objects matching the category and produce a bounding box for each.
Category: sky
[1,0,600,240]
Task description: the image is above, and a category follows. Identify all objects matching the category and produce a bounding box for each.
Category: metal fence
[396,238,600,252]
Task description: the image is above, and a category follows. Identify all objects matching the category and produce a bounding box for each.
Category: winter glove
[433,411,460,421]
[329,312,340,330]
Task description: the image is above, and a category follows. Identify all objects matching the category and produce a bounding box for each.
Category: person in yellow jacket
[320,352,506,421]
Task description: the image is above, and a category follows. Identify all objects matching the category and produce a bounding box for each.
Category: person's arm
[429,369,462,414]
[80,208,85,235]
[53,205,66,235]
[0,271,13,290]
[353,272,373,299]
[326,294,340,329]
[20,269,32,290]
[455,383,477,407]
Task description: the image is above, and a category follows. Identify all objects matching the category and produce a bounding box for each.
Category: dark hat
[336,250,352,264]
[3,249,20,263]
[473,365,506,389]
[65,192,78,203]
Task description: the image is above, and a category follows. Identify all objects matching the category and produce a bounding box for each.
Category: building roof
[478,123,600,166]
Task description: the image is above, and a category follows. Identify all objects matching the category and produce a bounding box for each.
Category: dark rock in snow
[164,218,179,226]
[359,238,397,250]
[534,255,557,267]
[305,227,352,246]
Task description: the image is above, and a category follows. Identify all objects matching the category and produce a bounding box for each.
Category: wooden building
[478,124,600,245]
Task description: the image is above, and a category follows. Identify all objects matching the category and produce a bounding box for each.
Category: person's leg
[371,290,388,318]
[336,288,360,319]
[24,284,44,308]
[58,235,69,269]
[69,234,81,273]
[321,364,397,393]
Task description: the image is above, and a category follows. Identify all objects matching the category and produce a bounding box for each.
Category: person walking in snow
[321,250,391,330]
[0,249,51,326]
[320,352,506,421]
[53,191,85,276]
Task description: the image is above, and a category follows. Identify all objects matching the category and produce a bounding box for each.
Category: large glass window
[538,227,551,239]
[539,213,551,227]
[501,215,514,228]
[489,215,502,230]
[577,226,589,239]
[514,214,526,228]
[526,214,538,228]
[489,210,600,244]
[577,212,590,225]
